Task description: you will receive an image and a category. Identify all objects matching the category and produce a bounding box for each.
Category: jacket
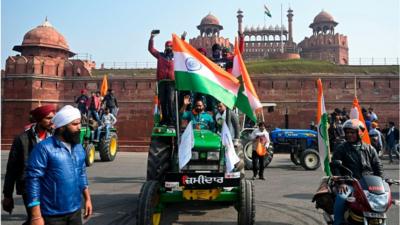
[3,126,38,197]
[148,38,174,81]
[332,142,383,180]
[87,95,101,111]
[102,94,118,108]
[25,136,88,216]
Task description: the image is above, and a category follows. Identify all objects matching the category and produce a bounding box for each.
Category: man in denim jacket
[25,105,92,225]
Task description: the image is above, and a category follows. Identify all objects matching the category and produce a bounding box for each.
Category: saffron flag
[264,4,272,17]
[317,79,331,176]
[232,38,262,122]
[172,34,240,109]
[349,97,371,144]
[179,121,194,169]
[100,75,108,97]
[221,121,240,172]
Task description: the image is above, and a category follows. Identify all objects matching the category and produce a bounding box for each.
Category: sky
[1,0,399,68]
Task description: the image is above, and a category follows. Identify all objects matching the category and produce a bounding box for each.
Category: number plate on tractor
[165,172,240,189]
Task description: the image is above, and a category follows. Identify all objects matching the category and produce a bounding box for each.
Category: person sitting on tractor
[180,95,214,130]
[215,102,240,145]
[331,119,383,225]
[95,108,117,142]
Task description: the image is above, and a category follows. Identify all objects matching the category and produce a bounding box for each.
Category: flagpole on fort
[280,4,284,53]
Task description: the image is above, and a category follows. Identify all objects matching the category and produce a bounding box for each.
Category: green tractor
[80,123,119,167]
[136,113,255,225]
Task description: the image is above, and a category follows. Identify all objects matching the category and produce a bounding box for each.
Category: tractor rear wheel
[85,143,96,167]
[136,180,162,225]
[146,137,171,181]
[237,179,255,225]
[99,132,118,162]
[300,149,321,170]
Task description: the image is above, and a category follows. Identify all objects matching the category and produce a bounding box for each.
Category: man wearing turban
[25,105,92,225]
[2,104,55,224]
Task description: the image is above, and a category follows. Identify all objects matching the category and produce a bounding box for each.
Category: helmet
[343,119,365,137]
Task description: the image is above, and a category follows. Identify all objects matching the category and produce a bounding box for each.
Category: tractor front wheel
[146,137,171,181]
[136,181,162,225]
[85,143,96,167]
[237,179,255,225]
[300,149,321,170]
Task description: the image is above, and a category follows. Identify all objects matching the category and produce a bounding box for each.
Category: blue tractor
[270,128,320,170]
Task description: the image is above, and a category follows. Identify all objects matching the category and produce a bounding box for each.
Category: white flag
[221,122,240,172]
[179,121,194,169]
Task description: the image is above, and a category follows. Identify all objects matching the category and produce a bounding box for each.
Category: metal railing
[348,57,399,65]
[71,53,93,61]
[98,62,156,69]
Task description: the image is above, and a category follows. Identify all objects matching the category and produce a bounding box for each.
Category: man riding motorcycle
[331,119,384,225]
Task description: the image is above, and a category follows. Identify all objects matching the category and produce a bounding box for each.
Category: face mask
[62,128,81,145]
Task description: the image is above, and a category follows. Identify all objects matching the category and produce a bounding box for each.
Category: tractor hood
[193,130,221,150]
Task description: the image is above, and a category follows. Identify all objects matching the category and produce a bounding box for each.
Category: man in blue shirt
[25,105,92,225]
[180,95,214,130]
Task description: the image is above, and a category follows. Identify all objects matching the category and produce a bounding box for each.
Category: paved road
[1,151,399,225]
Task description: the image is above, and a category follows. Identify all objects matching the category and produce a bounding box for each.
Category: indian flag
[232,38,262,122]
[153,95,161,124]
[349,96,371,144]
[172,34,240,109]
[317,79,331,176]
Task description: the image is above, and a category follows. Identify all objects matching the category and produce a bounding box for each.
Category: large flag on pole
[100,75,108,97]
[264,4,272,17]
[349,96,371,144]
[179,121,194,169]
[221,121,240,172]
[317,79,331,176]
[232,38,262,122]
[173,34,240,109]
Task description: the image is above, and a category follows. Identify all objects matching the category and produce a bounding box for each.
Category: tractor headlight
[207,151,220,161]
[191,151,199,160]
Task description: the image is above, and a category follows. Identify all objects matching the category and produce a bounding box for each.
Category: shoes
[259,177,266,180]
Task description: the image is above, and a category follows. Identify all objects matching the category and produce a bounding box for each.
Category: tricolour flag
[317,79,331,176]
[100,75,108,97]
[153,95,161,125]
[172,34,240,109]
[264,4,272,17]
[349,96,371,144]
[232,38,262,122]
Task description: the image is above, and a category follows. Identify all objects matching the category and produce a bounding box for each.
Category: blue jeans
[334,185,353,225]
[96,124,111,141]
[89,109,100,122]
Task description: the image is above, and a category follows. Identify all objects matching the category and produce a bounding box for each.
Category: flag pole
[280,3,284,53]
[354,76,357,97]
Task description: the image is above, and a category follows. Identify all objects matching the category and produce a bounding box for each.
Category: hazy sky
[2,0,399,67]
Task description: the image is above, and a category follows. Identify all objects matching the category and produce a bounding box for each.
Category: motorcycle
[312,160,399,225]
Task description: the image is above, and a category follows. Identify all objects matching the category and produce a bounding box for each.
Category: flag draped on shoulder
[317,79,331,176]
[349,96,371,144]
[264,4,272,17]
[232,38,262,122]
[172,34,240,109]
[100,75,108,97]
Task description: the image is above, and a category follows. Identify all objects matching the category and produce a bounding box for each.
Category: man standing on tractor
[102,89,119,117]
[180,95,214,130]
[88,91,101,122]
[2,105,55,225]
[215,102,240,144]
[75,89,89,116]
[331,119,383,225]
[250,122,270,180]
[148,30,176,127]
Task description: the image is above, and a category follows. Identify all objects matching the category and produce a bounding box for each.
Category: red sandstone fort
[1,10,398,151]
